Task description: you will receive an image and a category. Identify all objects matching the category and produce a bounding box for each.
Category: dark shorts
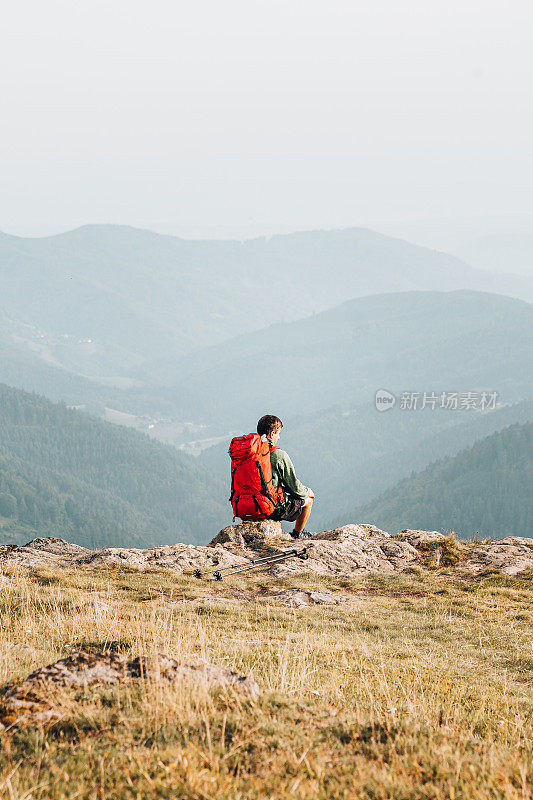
[276,496,306,522]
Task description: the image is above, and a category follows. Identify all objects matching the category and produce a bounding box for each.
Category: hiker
[228,415,315,539]
[258,414,315,539]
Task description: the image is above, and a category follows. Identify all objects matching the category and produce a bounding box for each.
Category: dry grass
[395,531,479,569]
[0,565,531,799]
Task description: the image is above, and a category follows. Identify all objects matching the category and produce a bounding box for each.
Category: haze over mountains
[150,289,533,426]
[1,223,532,543]
[2,224,533,393]
[454,234,533,277]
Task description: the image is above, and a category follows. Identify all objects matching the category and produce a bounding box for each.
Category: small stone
[260,588,351,607]
[83,600,112,612]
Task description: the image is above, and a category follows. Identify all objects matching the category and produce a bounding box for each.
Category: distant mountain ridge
[2,224,533,386]
[153,289,533,424]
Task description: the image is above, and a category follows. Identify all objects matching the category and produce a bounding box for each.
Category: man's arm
[274,449,311,500]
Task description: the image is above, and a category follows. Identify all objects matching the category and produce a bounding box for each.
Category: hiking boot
[291,529,314,539]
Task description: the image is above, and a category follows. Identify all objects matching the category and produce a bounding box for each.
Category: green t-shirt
[267,438,310,500]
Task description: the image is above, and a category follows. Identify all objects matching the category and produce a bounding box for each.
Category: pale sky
[1,0,532,247]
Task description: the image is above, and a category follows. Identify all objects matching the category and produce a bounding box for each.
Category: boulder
[394,530,448,546]
[22,537,89,555]
[457,538,533,577]
[209,520,293,548]
[314,524,390,540]
[0,651,259,729]
[268,537,418,577]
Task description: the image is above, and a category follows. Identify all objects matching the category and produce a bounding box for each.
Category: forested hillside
[0,384,230,547]
[335,422,533,538]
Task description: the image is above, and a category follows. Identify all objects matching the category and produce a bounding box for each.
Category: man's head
[257,414,283,442]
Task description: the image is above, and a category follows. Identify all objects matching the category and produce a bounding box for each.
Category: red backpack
[229,433,284,521]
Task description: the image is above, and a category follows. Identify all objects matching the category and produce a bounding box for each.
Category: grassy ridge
[0,565,531,799]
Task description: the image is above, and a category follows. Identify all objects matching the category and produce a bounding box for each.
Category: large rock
[269,538,418,577]
[395,529,448,546]
[457,537,533,577]
[0,652,259,729]
[209,520,293,548]
[314,524,391,540]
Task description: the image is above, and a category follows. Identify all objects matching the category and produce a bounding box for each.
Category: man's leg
[293,497,313,533]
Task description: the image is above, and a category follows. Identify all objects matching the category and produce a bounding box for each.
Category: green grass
[0,566,531,799]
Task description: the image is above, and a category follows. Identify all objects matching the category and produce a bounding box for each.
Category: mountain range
[2,224,533,391]
[151,289,533,426]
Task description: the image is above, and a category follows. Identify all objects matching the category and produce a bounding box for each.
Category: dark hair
[257,414,283,437]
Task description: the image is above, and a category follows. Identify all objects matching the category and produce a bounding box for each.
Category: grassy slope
[0,562,531,799]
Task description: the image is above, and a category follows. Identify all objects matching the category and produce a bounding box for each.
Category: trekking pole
[193,549,301,579]
[202,548,310,580]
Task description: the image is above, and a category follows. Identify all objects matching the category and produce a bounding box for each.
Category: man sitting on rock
[257,414,315,539]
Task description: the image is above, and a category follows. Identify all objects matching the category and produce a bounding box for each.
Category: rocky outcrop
[0,528,418,578]
[0,538,251,574]
[249,525,418,577]
[0,652,259,729]
[0,525,531,578]
[457,537,533,577]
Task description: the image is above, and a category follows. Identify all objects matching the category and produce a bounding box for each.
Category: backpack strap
[228,467,236,502]
[256,459,282,507]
